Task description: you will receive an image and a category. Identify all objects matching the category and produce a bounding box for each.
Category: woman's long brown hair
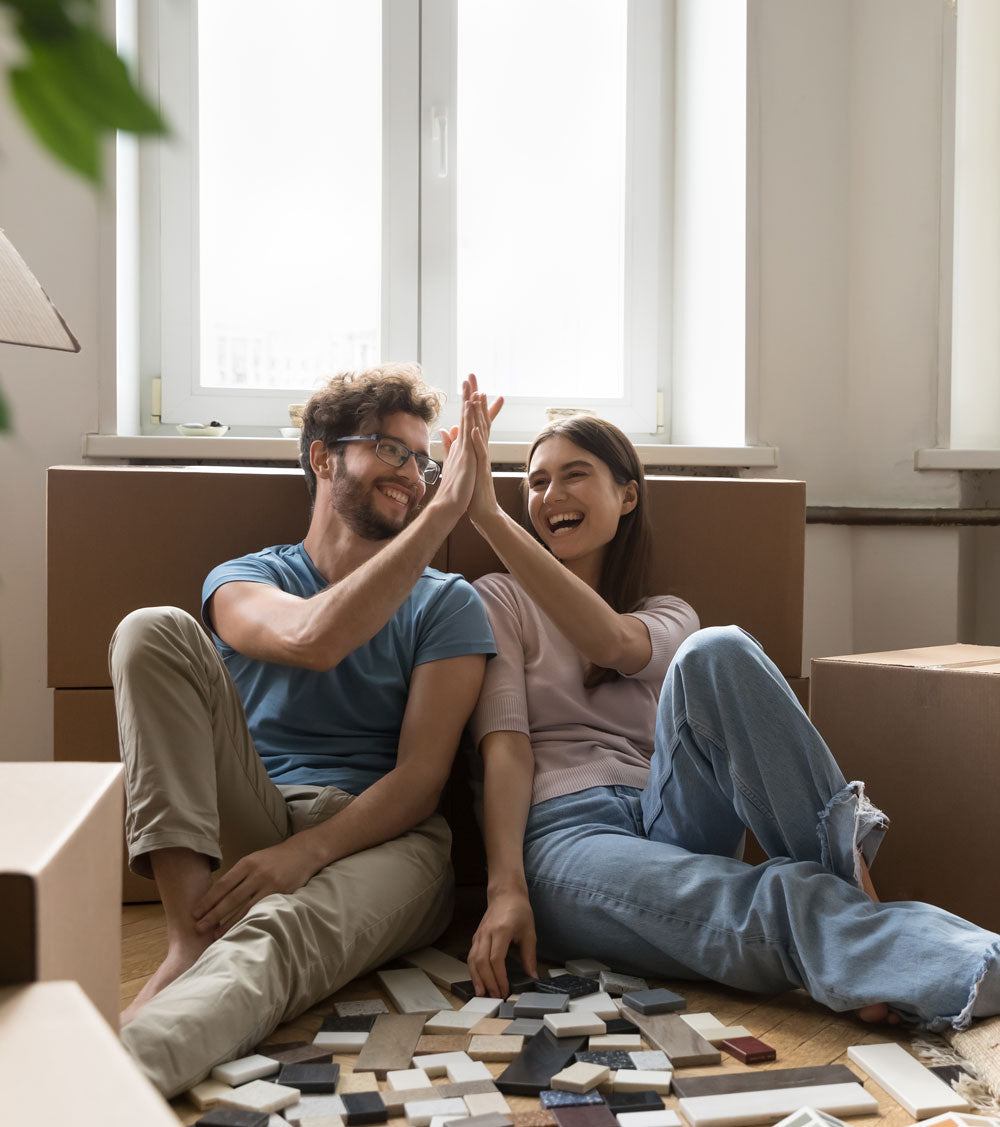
[526,416,653,687]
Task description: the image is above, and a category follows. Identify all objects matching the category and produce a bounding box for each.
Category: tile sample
[218,1080,301,1114]
[505,1019,546,1037]
[448,1060,495,1083]
[847,1042,970,1118]
[429,1117,470,1127]
[334,999,390,1018]
[496,1029,588,1096]
[472,1018,516,1036]
[340,1072,380,1093]
[402,947,473,989]
[321,1015,380,1033]
[381,1079,500,1115]
[677,1082,880,1127]
[498,1003,518,1019]
[196,1110,270,1127]
[284,1095,347,1125]
[426,1010,485,1034]
[670,1066,860,1100]
[598,973,648,998]
[549,968,570,978]
[720,1036,776,1065]
[575,1051,636,1071]
[565,960,611,978]
[387,1068,433,1090]
[540,1090,607,1109]
[627,1053,670,1072]
[551,1062,612,1093]
[616,1114,682,1127]
[587,1035,642,1052]
[278,1061,340,1093]
[618,1008,720,1067]
[377,968,451,1014]
[258,1043,335,1067]
[603,1020,639,1036]
[417,1035,474,1054]
[414,1050,475,1077]
[465,1092,512,1117]
[354,1013,429,1078]
[460,1115,512,1127]
[619,990,685,1016]
[606,1093,665,1115]
[677,1014,751,1046]
[313,1031,371,1052]
[544,1012,607,1038]
[340,1091,388,1124]
[546,975,603,999]
[771,1111,847,1127]
[511,1113,557,1127]
[190,1078,235,1110]
[569,994,620,1021]
[463,996,503,1016]
[213,1055,282,1086]
[551,1103,618,1127]
[405,1098,470,1126]
[612,1071,672,1095]
[469,1035,525,1061]
[514,993,571,1018]
[450,981,480,1003]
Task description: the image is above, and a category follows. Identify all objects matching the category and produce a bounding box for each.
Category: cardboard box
[811,644,1000,934]
[0,763,124,1025]
[0,982,176,1124]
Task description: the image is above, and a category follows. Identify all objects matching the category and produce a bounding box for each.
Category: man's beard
[328,465,419,541]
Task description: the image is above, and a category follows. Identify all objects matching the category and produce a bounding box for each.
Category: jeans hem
[952,938,1000,1031]
[817,780,889,888]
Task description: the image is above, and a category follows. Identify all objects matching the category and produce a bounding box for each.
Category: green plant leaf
[8,64,100,182]
[25,24,166,134]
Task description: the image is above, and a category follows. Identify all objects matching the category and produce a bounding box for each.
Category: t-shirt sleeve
[622,596,700,683]
[201,552,283,641]
[413,576,497,667]
[469,574,531,747]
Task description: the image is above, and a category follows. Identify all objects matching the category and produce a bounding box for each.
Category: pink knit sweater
[470,572,701,805]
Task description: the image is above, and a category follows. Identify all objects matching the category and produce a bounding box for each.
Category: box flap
[815,643,1000,672]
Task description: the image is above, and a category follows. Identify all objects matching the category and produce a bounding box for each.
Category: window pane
[456,0,627,400]
[197,1,381,391]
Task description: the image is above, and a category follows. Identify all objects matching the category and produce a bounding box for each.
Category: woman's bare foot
[120,932,215,1027]
[853,853,899,1023]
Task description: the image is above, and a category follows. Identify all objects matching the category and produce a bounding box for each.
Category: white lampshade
[0,227,79,352]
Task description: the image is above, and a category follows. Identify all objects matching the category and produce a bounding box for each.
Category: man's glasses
[333,433,441,484]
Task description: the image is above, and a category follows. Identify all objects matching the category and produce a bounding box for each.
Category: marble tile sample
[574,1051,636,1071]
[387,1068,433,1090]
[618,1008,720,1068]
[605,1092,665,1115]
[377,968,451,1014]
[340,1091,388,1124]
[677,1082,880,1127]
[417,1035,474,1054]
[564,960,611,978]
[469,1035,525,1061]
[598,973,648,998]
[514,993,571,1018]
[551,1062,612,1093]
[195,1109,270,1127]
[616,1113,682,1127]
[334,999,390,1018]
[611,1071,672,1094]
[544,1012,607,1038]
[212,1055,282,1086]
[496,1029,588,1096]
[627,1053,670,1072]
[402,947,472,989]
[670,1066,859,1100]
[190,1078,235,1109]
[540,1089,607,1109]
[720,1036,775,1065]
[278,1061,340,1093]
[619,990,685,1016]
[354,1012,427,1075]
[218,1080,301,1114]
[847,1042,970,1118]
[405,1097,470,1126]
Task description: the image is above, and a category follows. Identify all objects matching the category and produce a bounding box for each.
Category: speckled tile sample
[574,1051,634,1071]
[539,1089,606,1109]
[469,1035,525,1061]
[334,999,390,1018]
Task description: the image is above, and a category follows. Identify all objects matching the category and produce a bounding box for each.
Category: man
[110,364,497,1097]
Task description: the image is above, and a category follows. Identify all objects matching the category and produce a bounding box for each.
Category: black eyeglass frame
[332,433,441,484]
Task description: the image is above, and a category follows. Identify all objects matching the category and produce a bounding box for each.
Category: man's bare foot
[852,854,899,1023]
[120,933,214,1027]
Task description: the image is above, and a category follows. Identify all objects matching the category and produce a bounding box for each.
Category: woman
[452,383,1000,1030]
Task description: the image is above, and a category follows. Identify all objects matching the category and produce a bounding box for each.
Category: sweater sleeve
[469,574,531,747]
[622,596,700,683]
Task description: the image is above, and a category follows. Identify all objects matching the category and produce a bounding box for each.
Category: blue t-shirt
[201,542,495,793]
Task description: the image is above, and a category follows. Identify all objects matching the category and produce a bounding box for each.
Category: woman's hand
[467,887,538,998]
[441,373,504,527]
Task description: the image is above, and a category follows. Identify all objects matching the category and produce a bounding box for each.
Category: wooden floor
[121,901,922,1127]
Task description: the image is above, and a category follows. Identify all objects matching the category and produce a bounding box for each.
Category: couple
[112,364,1000,1098]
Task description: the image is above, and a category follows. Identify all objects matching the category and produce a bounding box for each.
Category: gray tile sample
[564,960,610,979]
[498,1002,517,1019]
[256,1042,334,1066]
[354,1012,427,1079]
[196,1110,269,1127]
[606,1093,665,1115]
[550,1103,617,1127]
[376,968,451,1014]
[573,1051,635,1070]
[618,1007,720,1068]
[496,1029,587,1096]
[504,1018,546,1037]
[277,1061,340,1093]
[341,1091,388,1124]
[513,993,570,1018]
[670,1065,860,1100]
[545,975,602,1000]
[320,1014,379,1032]
[620,989,685,1015]
[334,999,390,1018]
[598,972,648,997]
[540,1089,607,1108]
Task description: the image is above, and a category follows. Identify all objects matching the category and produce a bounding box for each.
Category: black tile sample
[196,1110,269,1127]
[605,1091,665,1114]
[320,1013,378,1032]
[450,979,479,1002]
[602,1018,639,1035]
[496,1028,587,1096]
[342,1090,389,1124]
[546,975,601,999]
[278,1060,340,1093]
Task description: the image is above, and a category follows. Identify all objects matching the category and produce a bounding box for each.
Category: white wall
[0,0,987,760]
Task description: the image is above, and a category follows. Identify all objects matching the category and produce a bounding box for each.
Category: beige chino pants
[109,607,454,1097]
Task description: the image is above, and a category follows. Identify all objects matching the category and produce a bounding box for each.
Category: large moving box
[811,644,1000,934]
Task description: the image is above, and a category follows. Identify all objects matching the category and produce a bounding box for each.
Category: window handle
[431,107,448,179]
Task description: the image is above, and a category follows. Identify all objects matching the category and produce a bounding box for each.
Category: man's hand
[440,374,504,526]
[467,887,538,998]
[193,834,324,936]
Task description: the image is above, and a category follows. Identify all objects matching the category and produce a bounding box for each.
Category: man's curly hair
[299,363,444,501]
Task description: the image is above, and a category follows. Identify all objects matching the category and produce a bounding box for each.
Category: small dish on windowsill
[176,422,230,437]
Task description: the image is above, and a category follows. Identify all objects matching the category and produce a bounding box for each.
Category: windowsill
[83,434,779,468]
[915,448,1000,470]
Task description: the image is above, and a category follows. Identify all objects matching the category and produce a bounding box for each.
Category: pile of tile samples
[182,949,980,1127]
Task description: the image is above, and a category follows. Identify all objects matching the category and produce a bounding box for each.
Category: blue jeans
[522,626,1000,1030]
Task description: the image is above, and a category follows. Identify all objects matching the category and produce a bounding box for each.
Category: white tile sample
[569,993,620,1020]
[284,1094,347,1125]
[189,1078,234,1109]
[219,1079,301,1113]
[446,1059,494,1083]
[464,1092,512,1116]
[612,1070,673,1094]
[548,968,569,979]
[402,947,472,988]
[551,1061,611,1093]
[468,1035,524,1061]
[462,996,503,1017]
[378,968,452,1014]
[772,1110,847,1127]
[847,1042,970,1118]
[544,1011,607,1038]
[212,1053,281,1086]
[388,1068,433,1090]
[413,1051,473,1078]
[405,1097,470,1126]
[678,1082,879,1127]
[628,1051,672,1071]
[425,1010,483,1034]
[566,959,611,977]
[313,1030,370,1052]
[679,1013,751,1045]
[429,1116,470,1127]
[617,1113,683,1127]
[589,1034,642,1051]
